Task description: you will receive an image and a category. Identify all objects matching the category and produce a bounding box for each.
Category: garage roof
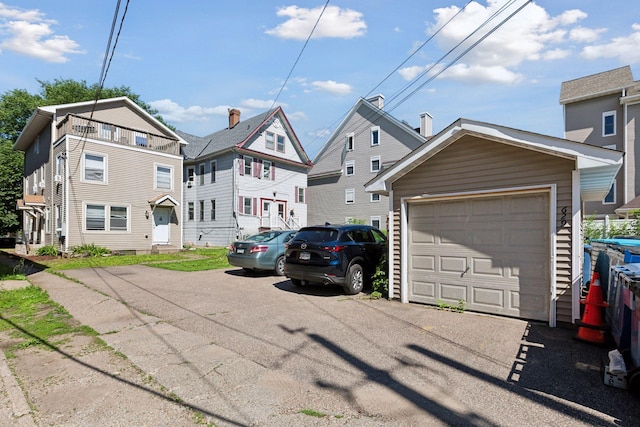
[365,118,623,202]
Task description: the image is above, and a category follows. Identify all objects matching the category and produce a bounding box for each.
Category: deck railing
[57,114,180,155]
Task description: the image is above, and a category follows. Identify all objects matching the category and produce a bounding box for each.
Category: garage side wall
[390,135,575,323]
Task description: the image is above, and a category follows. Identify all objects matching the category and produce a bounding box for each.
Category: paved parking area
[25,265,640,426]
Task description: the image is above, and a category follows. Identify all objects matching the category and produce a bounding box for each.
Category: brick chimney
[419,112,433,137]
[366,94,384,109]
[228,108,240,129]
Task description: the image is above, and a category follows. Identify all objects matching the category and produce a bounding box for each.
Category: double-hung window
[244,156,253,176]
[263,160,272,179]
[86,204,129,232]
[266,132,275,150]
[199,164,205,185]
[110,206,128,230]
[83,153,106,183]
[210,200,216,220]
[345,188,355,204]
[603,111,616,136]
[188,202,194,220]
[276,135,285,152]
[156,164,173,190]
[345,160,355,176]
[210,161,217,183]
[199,200,205,221]
[370,156,381,173]
[86,204,106,230]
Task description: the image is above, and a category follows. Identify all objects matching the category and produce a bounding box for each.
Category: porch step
[151,244,180,255]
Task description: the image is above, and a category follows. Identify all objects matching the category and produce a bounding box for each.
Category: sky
[1,0,639,159]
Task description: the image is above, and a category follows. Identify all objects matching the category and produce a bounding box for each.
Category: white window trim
[603,180,616,205]
[82,152,107,184]
[187,166,195,185]
[244,156,253,176]
[371,216,381,228]
[346,132,354,151]
[265,132,275,150]
[345,188,355,204]
[83,203,130,233]
[603,111,616,137]
[155,163,173,191]
[276,134,285,153]
[297,187,305,203]
[370,193,381,203]
[345,160,355,176]
[263,160,272,179]
[370,155,381,173]
[370,126,380,146]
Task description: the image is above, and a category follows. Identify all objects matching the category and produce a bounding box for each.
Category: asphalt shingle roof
[559,66,634,104]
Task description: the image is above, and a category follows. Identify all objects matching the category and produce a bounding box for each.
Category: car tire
[344,263,364,295]
[290,278,303,287]
[274,256,286,276]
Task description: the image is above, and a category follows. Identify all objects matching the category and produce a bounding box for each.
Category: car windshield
[244,231,281,242]
[294,228,339,242]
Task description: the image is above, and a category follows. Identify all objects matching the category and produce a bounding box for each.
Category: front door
[152,207,170,244]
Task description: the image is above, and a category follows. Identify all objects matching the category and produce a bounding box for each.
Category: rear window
[245,231,281,242]
[294,228,339,242]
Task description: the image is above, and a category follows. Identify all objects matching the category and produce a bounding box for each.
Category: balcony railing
[57,114,180,155]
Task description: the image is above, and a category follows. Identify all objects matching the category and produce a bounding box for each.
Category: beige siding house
[366,119,622,326]
[14,97,186,254]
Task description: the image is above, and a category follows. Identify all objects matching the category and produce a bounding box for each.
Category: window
[199,200,205,221]
[243,197,253,215]
[110,206,128,230]
[371,193,380,203]
[188,202,194,220]
[276,135,285,152]
[603,111,616,136]
[346,133,354,151]
[345,188,355,204]
[210,200,216,220]
[100,123,118,141]
[187,167,195,184]
[345,160,355,176]
[199,163,205,186]
[371,216,381,229]
[370,126,380,146]
[86,204,106,230]
[56,155,64,176]
[134,133,147,147]
[210,161,216,183]
[370,156,381,173]
[263,160,272,179]
[297,187,305,203]
[604,180,616,204]
[156,164,172,190]
[83,153,105,183]
[45,208,50,233]
[55,205,62,230]
[266,132,275,150]
[244,156,253,176]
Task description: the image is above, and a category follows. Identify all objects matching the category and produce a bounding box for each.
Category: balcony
[57,114,180,155]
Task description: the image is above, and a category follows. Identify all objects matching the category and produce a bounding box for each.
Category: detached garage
[366,119,623,326]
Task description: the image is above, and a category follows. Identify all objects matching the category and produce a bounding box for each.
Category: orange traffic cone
[576,272,608,344]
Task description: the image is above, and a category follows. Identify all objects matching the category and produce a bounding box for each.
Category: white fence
[584,217,640,240]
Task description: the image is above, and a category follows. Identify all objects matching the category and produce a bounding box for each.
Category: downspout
[623,89,629,204]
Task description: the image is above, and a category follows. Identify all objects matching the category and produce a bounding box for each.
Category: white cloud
[288,111,308,121]
[265,5,366,40]
[240,98,288,109]
[569,26,606,43]
[149,99,229,123]
[581,24,640,63]
[311,80,353,95]
[407,1,597,85]
[0,3,83,62]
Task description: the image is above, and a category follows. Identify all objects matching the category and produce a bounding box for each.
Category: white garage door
[408,192,550,321]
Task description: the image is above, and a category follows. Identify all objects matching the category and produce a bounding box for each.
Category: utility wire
[269,0,331,111]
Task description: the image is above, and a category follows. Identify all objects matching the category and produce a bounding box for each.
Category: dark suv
[284,224,387,294]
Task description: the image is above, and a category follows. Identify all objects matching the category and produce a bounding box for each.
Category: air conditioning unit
[39,180,45,189]
[54,174,62,183]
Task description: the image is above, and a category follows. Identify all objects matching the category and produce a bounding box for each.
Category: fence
[584,217,640,240]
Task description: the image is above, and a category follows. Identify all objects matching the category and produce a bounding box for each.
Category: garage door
[408,191,550,321]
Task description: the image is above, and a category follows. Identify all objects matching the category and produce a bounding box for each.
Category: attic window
[276,135,285,152]
[346,133,354,151]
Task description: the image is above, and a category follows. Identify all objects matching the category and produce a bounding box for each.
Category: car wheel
[290,278,303,287]
[274,256,286,276]
[344,263,364,295]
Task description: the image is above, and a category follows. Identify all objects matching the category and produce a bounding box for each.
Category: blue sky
[1,1,639,158]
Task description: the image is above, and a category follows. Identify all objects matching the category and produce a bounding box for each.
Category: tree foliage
[0,79,172,235]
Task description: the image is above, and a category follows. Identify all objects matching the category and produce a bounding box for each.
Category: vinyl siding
[628,103,640,203]
[391,135,574,323]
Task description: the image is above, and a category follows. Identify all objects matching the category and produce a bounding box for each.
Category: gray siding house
[560,65,640,218]
[14,97,186,254]
[179,107,312,247]
[308,95,428,228]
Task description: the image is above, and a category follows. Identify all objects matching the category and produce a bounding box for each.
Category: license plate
[299,251,310,261]
[236,248,245,254]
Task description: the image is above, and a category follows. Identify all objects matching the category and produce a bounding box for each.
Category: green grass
[299,408,327,418]
[0,286,94,353]
[150,248,230,271]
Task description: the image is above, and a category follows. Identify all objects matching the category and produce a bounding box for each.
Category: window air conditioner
[54,174,62,183]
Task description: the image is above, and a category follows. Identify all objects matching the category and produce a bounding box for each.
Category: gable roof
[559,66,634,104]
[310,97,427,177]
[14,97,185,151]
[179,107,311,165]
[365,118,623,202]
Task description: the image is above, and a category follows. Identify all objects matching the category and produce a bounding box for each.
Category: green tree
[0,79,172,235]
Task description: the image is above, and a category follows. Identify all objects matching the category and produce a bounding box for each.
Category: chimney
[419,112,433,137]
[228,108,240,129]
[366,94,385,109]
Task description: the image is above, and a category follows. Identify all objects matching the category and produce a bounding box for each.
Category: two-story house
[308,95,429,228]
[560,65,640,218]
[14,97,186,254]
[178,107,312,246]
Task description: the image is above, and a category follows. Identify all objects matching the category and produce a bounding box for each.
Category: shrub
[371,253,388,297]
[36,245,58,256]
[72,243,110,257]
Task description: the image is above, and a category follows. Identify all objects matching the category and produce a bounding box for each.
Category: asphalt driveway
[26,265,640,426]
